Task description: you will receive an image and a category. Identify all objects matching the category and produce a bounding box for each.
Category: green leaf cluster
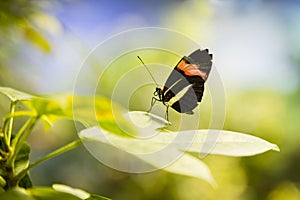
[0,87,109,199]
[0,86,280,199]
[1,185,109,200]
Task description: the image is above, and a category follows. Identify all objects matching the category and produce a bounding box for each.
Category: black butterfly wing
[161,59,187,102]
[187,49,212,76]
[162,49,212,114]
[171,87,198,114]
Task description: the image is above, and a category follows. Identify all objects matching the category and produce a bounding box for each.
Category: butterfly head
[154,87,164,101]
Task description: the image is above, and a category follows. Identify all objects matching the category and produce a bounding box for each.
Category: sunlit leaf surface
[79,111,279,185]
[0,87,35,102]
[0,186,111,200]
[52,184,110,200]
[185,129,280,156]
[0,187,81,200]
[52,184,90,199]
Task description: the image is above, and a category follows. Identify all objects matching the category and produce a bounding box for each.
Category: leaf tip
[272,144,280,152]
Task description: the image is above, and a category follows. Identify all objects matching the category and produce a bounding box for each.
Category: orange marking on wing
[177,59,187,69]
[177,63,207,80]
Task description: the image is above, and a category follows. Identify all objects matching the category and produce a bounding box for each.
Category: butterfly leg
[165,105,170,122]
[148,97,157,113]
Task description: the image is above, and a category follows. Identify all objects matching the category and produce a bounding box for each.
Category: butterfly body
[150,49,213,120]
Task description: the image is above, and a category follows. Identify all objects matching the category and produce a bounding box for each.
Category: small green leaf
[15,142,30,176]
[14,142,32,188]
[0,87,35,102]
[19,173,32,189]
[52,184,90,199]
[28,187,82,200]
[0,176,6,188]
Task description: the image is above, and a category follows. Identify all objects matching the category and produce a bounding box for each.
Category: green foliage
[0,87,110,199]
[22,25,51,52]
[0,0,35,26]
[14,142,30,176]
[0,186,107,200]
[0,185,110,200]
[0,86,279,199]
[52,184,110,200]
[15,142,32,189]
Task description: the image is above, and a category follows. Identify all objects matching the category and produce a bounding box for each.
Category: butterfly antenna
[137,56,159,87]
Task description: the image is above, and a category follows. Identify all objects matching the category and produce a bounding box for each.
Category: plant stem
[11,117,38,151]
[29,140,82,170]
[7,116,38,167]
[0,129,9,153]
[16,140,82,181]
[6,101,17,147]
[1,101,17,152]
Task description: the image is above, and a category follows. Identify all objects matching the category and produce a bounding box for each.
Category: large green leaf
[23,98,65,117]
[0,87,136,136]
[80,126,216,185]
[0,87,67,130]
[21,93,138,136]
[79,111,279,185]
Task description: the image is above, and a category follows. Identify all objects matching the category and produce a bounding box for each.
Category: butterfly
[138,49,212,121]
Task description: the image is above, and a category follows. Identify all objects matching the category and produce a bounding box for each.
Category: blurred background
[1,0,300,199]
